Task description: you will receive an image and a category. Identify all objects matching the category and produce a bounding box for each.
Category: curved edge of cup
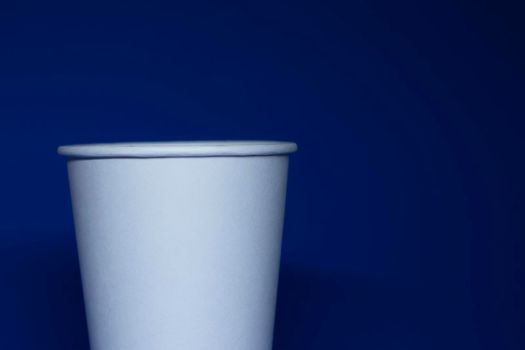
[57,140,298,159]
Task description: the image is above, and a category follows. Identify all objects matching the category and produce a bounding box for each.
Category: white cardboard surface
[65,152,292,350]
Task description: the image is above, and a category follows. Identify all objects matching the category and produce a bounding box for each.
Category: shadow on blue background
[1,0,524,348]
[0,230,88,349]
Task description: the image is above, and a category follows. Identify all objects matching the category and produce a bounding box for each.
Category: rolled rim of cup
[57,140,298,158]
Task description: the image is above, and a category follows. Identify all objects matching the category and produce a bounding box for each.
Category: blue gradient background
[1,1,524,349]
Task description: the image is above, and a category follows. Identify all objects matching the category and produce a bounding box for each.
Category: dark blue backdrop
[1,0,524,349]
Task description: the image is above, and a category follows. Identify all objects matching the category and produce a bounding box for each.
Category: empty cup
[58,141,297,350]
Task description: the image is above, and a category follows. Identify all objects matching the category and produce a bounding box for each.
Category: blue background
[1,0,524,348]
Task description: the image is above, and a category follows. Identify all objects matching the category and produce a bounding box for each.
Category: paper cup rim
[57,141,298,158]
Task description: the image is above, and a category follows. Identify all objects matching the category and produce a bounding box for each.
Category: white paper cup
[58,141,297,350]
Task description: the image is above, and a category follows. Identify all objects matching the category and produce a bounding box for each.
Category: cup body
[60,142,295,350]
